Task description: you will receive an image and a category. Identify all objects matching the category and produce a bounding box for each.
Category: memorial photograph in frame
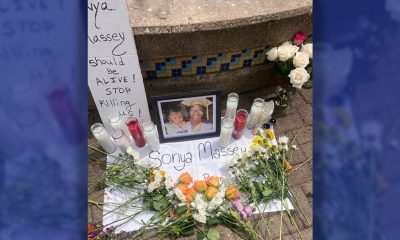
[152,90,221,143]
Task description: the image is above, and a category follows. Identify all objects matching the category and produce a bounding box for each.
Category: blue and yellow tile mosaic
[140,46,271,80]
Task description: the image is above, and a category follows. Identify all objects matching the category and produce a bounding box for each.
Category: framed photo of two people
[151,90,221,143]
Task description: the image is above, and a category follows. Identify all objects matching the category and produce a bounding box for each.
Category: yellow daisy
[252,136,264,146]
[264,130,275,140]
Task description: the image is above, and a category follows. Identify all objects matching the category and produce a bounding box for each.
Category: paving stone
[289,92,307,109]
[300,142,312,160]
[254,209,309,239]
[296,104,313,125]
[273,105,298,118]
[299,89,313,105]
[301,181,313,207]
[291,185,312,228]
[287,139,306,165]
[292,126,312,145]
[281,227,312,240]
[274,113,304,135]
[288,161,312,187]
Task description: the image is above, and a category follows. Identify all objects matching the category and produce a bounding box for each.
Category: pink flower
[244,206,253,216]
[292,32,307,46]
[240,211,248,219]
[232,200,244,212]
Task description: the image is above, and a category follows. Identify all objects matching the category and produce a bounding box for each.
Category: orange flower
[194,180,207,192]
[284,160,293,171]
[185,187,196,202]
[225,186,239,200]
[205,186,218,201]
[160,170,166,176]
[88,224,96,235]
[178,183,189,195]
[206,176,220,188]
[179,172,193,184]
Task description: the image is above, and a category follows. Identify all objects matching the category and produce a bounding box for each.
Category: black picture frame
[151,90,221,143]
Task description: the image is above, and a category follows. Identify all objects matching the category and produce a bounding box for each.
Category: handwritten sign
[88,0,150,130]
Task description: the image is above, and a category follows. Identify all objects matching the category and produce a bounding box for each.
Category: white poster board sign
[103,128,293,232]
[88,0,150,130]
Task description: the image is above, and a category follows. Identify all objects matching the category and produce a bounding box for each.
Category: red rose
[292,32,307,46]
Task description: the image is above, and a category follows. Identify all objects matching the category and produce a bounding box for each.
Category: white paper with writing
[88,0,150,130]
[103,128,293,232]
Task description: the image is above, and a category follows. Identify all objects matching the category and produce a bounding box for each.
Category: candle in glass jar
[126,117,146,147]
[232,109,248,139]
[225,93,239,119]
[258,100,274,125]
[111,129,132,153]
[246,98,265,129]
[108,113,131,140]
[142,121,160,151]
[220,117,234,148]
[90,123,115,153]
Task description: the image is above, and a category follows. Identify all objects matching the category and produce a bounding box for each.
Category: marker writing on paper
[87,1,115,29]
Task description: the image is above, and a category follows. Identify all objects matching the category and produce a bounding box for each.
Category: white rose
[193,213,207,224]
[266,47,278,61]
[292,52,310,68]
[288,68,310,89]
[277,42,299,61]
[300,43,313,59]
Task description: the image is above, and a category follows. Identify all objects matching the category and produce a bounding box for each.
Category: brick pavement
[88,88,313,239]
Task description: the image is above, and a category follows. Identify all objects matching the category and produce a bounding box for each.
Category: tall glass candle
[225,92,239,119]
[91,123,115,153]
[126,117,146,147]
[220,117,234,148]
[258,100,275,125]
[108,113,131,140]
[142,121,160,151]
[232,109,248,139]
[246,98,265,129]
[111,129,131,153]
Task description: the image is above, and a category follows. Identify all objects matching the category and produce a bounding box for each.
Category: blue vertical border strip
[314,0,400,239]
[0,0,87,239]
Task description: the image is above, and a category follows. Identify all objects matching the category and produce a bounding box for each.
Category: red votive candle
[127,117,146,148]
[232,109,248,139]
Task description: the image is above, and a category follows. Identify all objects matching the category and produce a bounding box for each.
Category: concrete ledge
[128,0,312,59]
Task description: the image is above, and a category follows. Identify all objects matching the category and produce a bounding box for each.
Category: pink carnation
[292,32,307,46]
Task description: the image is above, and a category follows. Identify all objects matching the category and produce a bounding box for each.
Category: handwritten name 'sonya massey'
[88,1,126,56]
[148,141,247,171]
[88,32,126,57]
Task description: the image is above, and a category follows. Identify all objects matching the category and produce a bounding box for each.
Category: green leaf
[181,226,194,236]
[262,188,273,197]
[207,229,220,240]
[196,232,207,240]
[153,194,163,201]
[176,205,187,215]
[206,216,221,226]
[302,80,313,89]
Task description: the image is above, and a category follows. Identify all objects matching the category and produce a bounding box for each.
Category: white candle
[226,93,239,119]
[108,113,131,139]
[220,117,234,148]
[246,98,265,129]
[258,100,274,124]
[111,129,131,153]
[91,123,115,153]
[142,122,160,151]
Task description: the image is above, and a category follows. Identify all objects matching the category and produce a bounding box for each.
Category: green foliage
[196,229,220,240]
